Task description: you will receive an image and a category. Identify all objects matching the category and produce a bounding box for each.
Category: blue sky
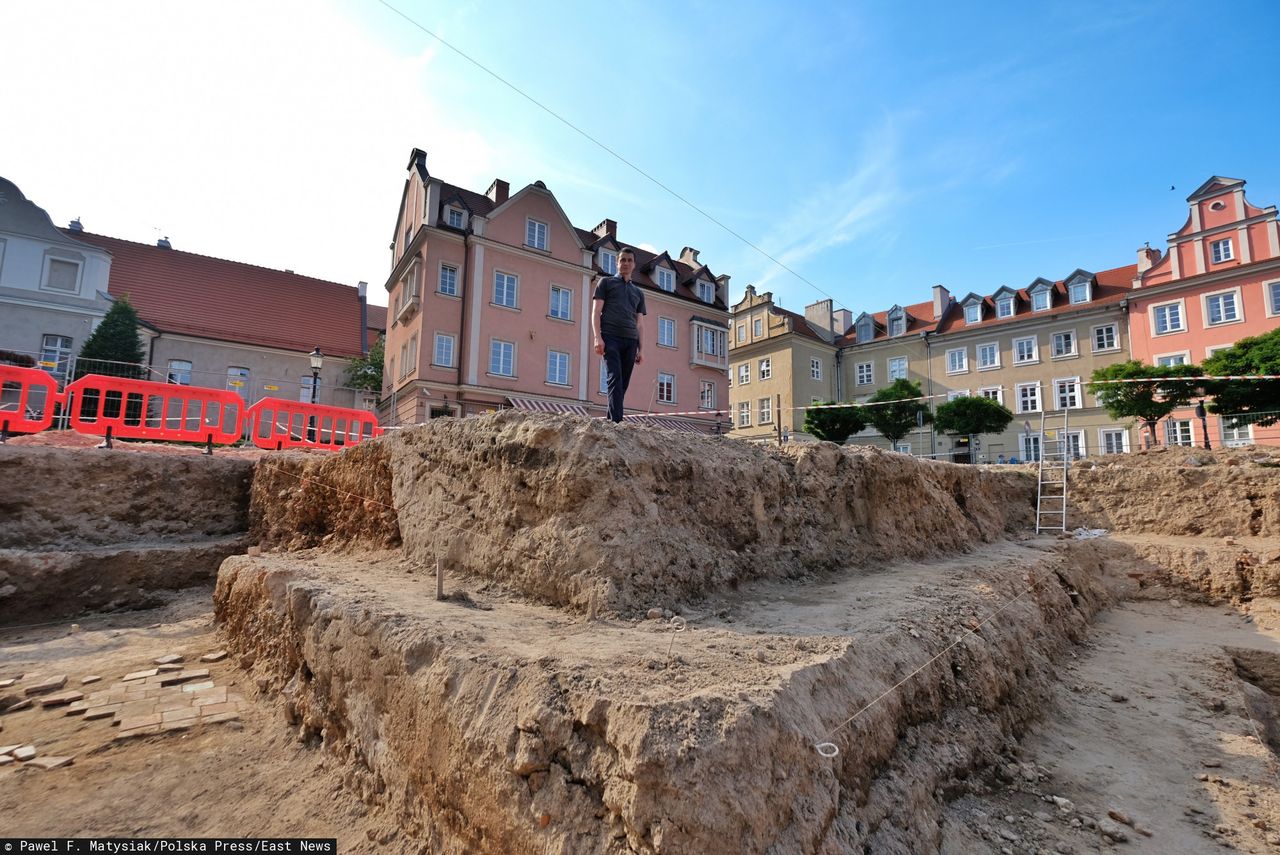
[4,1,1278,314]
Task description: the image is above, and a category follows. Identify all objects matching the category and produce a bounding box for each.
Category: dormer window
[1069,281,1091,304]
[656,267,674,292]
[526,218,548,251]
[1031,290,1051,312]
[697,280,715,303]
[1211,238,1234,263]
[445,207,465,229]
[964,304,981,324]
[856,317,874,342]
[601,249,617,275]
[996,297,1014,318]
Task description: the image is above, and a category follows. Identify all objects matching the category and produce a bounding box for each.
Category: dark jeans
[602,334,638,423]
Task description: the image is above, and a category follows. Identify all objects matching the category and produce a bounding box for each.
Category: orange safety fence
[0,365,63,435]
[245,396,382,451]
[63,374,247,445]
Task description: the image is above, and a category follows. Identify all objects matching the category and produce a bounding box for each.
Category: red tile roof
[366,305,387,335]
[68,232,366,358]
[932,264,1136,335]
[836,299,937,346]
[770,305,828,342]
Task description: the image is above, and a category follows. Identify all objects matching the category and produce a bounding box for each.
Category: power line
[373,0,846,310]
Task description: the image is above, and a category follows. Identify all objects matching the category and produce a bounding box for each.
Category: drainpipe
[455,229,471,416]
[922,330,935,457]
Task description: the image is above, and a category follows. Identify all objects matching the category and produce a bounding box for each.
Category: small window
[1014,336,1038,364]
[810,358,822,380]
[657,372,675,404]
[887,357,907,381]
[1152,302,1184,335]
[1165,419,1194,447]
[696,326,725,358]
[964,304,981,324]
[526,219,548,250]
[857,319,874,342]
[44,258,80,293]
[736,324,745,342]
[1156,353,1188,367]
[738,401,751,427]
[753,318,763,337]
[856,362,873,385]
[979,387,1002,404]
[657,268,674,291]
[489,340,514,376]
[493,272,518,308]
[697,281,715,303]
[434,333,455,367]
[1101,429,1128,455]
[1205,292,1239,325]
[759,358,772,380]
[699,381,716,410]
[601,250,617,275]
[758,397,773,424]
[1054,378,1080,410]
[40,334,73,382]
[1069,282,1089,304]
[167,359,192,385]
[446,207,464,228]
[946,348,967,373]
[549,285,572,321]
[977,342,999,369]
[226,366,250,398]
[1269,281,1280,315]
[547,350,570,386]
[738,363,750,385]
[1031,290,1050,312]
[1051,330,1076,357]
[889,315,906,336]
[658,317,676,347]
[1210,238,1233,264]
[996,297,1014,318]
[1016,382,1040,413]
[439,264,458,296]
[1092,324,1117,351]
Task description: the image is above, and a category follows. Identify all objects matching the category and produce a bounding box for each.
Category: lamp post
[1195,398,1211,450]
[308,347,323,442]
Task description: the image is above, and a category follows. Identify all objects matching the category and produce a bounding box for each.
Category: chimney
[1136,243,1161,273]
[68,217,83,232]
[357,281,368,298]
[679,246,700,267]
[157,236,172,249]
[407,148,428,176]
[486,179,509,205]
[833,308,852,334]
[593,218,617,239]
[805,299,836,343]
[931,284,950,320]
[715,273,731,292]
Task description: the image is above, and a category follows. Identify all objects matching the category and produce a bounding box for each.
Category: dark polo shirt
[593,275,647,340]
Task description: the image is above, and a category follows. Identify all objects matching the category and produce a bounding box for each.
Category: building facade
[381,148,730,430]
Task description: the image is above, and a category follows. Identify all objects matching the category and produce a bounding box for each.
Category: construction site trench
[1,412,1278,854]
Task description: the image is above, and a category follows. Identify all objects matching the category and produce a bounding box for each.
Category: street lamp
[307,347,323,442]
[1195,398,1211,450]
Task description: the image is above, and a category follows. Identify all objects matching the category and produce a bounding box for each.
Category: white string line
[372,0,846,310]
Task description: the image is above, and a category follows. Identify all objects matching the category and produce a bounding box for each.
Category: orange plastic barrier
[0,365,62,435]
[63,374,245,445]
[245,397,381,450]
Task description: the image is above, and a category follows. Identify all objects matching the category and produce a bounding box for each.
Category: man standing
[592,247,647,423]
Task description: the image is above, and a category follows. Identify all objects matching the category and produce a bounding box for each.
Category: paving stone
[23,675,68,696]
[161,720,193,733]
[182,681,216,693]
[116,713,162,730]
[39,690,85,708]
[117,700,158,719]
[0,678,16,689]
[13,745,37,761]
[154,654,184,665]
[174,669,210,683]
[192,687,228,706]
[0,755,12,766]
[115,725,160,741]
[28,756,73,770]
[200,650,228,663]
[156,698,193,714]
[156,664,184,673]
[4,699,33,713]
[65,701,89,715]
[122,669,159,682]
[0,744,20,755]
[162,707,199,723]
[203,711,241,725]
[80,675,102,685]
[83,704,123,720]
[199,702,238,717]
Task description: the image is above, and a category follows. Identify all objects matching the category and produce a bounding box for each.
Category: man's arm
[592,298,605,355]
[634,312,645,364]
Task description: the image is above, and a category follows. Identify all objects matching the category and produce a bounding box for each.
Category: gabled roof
[439,182,496,219]
[992,285,1019,300]
[837,299,936,345]
[932,264,1137,334]
[67,232,366,358]
[1186,176,1244,202]
[1027,277,1055,292]
[958,292,985,306]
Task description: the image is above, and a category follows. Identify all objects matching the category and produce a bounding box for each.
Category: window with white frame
[1100,428,1128,455]
[856,362,873,385]
[736,324,745,342]
[1065,431,1086,459]
[549,285,572,321]
[758,397,772,424]
[1014,336,1038,364]
[1210,238,1233,264]
[1054,378,1080,410]
[1156,353,1188,367]
[489,339,514,376]
[1069,282,1090,304]
[738,363,750,384]
[167,359,192,386]
[657,373,675,404]
[1020,433,1042,462]
[600,249,617,275]
[658,317,676,347]
[43,257,80,293]
[433,333,455,367]
[811,357,822,380]
[996,296,1014,318]
[1152,302,1184,334]
[1221,416,1253,447]
[964,303,981,324]
[1051,330,1076,357]
[895,442,912,455]
[696,325,726,359]
[493,271,518,308]
[1031,289,1050,312]
[1270,281,1280,315]
[1092,323,1117,351]
[699,381,715,410]
[526,218,548,250]
[1204,291,1239,326]
[738,401,751,427]
[947,390,969,402]
[697,281,715,303]
[40,334,73,382]
[753,318,763,337]
[979,387,1002,404]
[888,357,907,381]
[226,366,250,398]
[656,267,674,292]
[977,342,999,369]
[1165,419,1194,447]
[946,348,968,373]
[1016,382,1041,413]
[759,358,772,380]
[547,350,570,386]
[446,207,464,228]
[439,264,458,296]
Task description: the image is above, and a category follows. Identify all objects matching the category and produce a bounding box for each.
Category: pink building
[1128,176,1280,446]
[381,149,730,430]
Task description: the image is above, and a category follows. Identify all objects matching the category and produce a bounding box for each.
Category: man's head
[617,248,635,280]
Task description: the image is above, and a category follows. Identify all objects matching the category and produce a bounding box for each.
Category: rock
[69,624,82,633]
[13,745,36,761]
[4,699,32,713]
[1134,825,1152,837]
[1098,817,1129,841]
[1034,811,1054,823]
[997,827,1019,842]
[1109,692,1128,703]
[28,756,73,770]
[646,608,663,620]
[23,674,68,696]
[1051,796,1075,811]
[1107,809,1132,826]
[154,654,184,665]
[1200,759,1221,768]
[80,676,102,685]
[1195,773,1209,781]
[201,650,228,663]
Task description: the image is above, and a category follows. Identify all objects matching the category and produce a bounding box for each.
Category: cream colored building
[728,287,841,441]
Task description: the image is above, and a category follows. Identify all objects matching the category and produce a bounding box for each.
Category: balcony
[691,321,728,369]
[396,293,421,325]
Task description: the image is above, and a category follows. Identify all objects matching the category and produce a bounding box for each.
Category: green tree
[1202,328,1280,426]
[76,295,146,379]
[1088,360,1200,447]
[866,379,931,444]
[803,401,866,444]
[934,395,1014,437]
[343,334,385,392]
